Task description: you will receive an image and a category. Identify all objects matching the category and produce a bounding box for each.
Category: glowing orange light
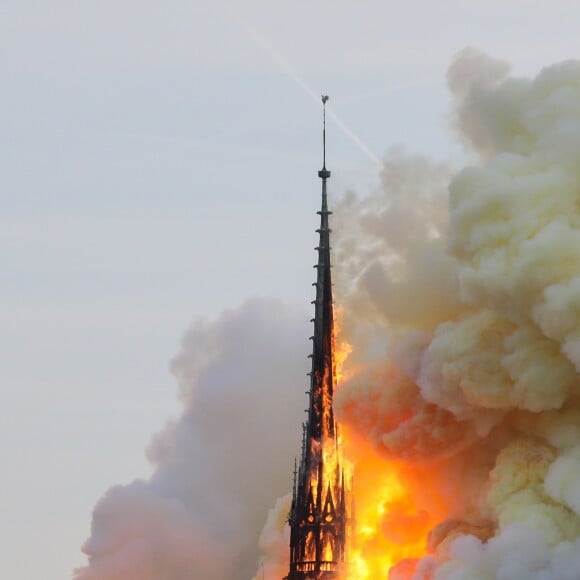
[332,313,447,580]
[333,307,353,386]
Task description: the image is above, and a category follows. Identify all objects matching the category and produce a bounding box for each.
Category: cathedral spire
[286,95,349,580]
[310,94,334,441]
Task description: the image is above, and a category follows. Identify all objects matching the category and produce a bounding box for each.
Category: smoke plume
[333,49,580,578]
[78,48,580,579]
[75,299,308,579]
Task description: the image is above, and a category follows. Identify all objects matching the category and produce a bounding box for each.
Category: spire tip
[320,94,330,177]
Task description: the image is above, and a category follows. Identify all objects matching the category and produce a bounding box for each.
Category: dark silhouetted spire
[286,95,349,580]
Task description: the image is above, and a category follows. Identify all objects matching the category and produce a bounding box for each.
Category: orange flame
[333,307,353,386]
[345,440,445,579]
[333,312,447,579]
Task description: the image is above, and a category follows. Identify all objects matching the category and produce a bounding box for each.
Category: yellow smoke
[333,50,580,578]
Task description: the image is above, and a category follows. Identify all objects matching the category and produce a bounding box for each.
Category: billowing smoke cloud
[333,49,580,577]
[446,47,511,157]
[75,299,308,579]
[78,48,580,580]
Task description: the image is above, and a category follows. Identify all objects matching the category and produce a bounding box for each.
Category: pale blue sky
[2,1,580,578]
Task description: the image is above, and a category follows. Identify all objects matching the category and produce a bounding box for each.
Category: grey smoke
[447,47,511,157]
[75,298,308,579]
[77,47,580,580]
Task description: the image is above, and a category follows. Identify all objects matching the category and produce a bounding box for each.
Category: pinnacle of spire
[319,95,331,179]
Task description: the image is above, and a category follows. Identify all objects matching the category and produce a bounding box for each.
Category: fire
[345,444,444,579]
[333,314,446,579]
[333,307,353,385]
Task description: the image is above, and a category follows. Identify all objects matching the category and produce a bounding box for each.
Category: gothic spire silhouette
[286,95,350,580]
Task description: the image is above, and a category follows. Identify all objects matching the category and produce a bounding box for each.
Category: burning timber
[285,96,353,580]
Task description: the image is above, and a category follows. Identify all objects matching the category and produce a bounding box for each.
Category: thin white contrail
[239,20,382,167]
[326,105,382,167]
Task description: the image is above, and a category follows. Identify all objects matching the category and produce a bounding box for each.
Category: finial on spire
[319,95,331,179]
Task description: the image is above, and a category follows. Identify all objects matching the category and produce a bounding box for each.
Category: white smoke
[417,525,580,580]
[333,49,580,578]
[446,47,511,158]
[75,298,308,579]
[77,48,580,580]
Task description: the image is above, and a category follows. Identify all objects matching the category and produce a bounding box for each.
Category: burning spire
[285,96,351,579]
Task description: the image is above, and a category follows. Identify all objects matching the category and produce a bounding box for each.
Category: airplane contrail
[237,19,382,168]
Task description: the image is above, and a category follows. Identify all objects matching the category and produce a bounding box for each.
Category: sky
[3,1,580,578]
